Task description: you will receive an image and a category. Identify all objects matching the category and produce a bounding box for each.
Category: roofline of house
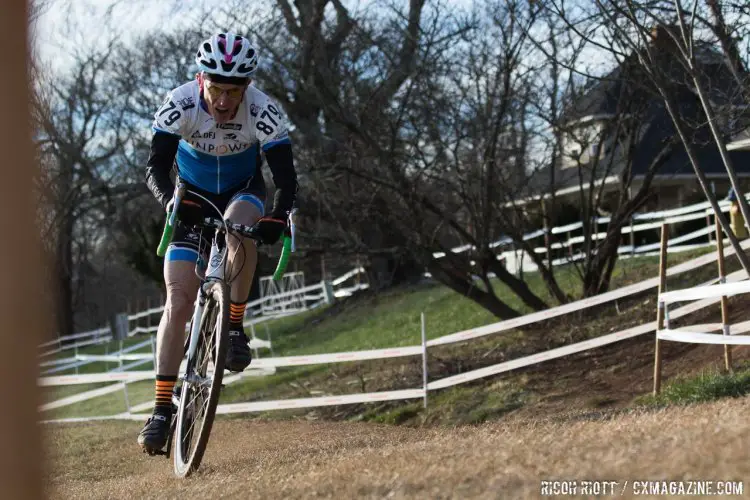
[508,172,750,208]
[560,113,617,129]
[643,172,750,180]
[505,175,621,208]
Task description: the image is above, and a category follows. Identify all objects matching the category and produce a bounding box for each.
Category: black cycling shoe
[137,413,171,455]
[225,328,252,373]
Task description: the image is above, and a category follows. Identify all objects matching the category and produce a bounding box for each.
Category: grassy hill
[44,246,750,424]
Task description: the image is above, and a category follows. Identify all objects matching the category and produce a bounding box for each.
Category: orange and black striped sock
[154,375,177,416]
[229,301,246,327]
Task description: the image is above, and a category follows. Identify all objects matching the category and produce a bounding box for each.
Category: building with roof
[528,25,750,222]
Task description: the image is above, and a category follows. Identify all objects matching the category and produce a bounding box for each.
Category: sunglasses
[204,82,245,100]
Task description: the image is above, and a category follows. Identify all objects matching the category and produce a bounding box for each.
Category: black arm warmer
[145,131,180,209]
[263,143,298,218]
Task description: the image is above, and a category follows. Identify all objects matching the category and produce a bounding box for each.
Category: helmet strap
[195,72,205,98]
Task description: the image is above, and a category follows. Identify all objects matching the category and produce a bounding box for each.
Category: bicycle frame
[158,181,293,472]
[158,181,294,375]
[185,228,231,374]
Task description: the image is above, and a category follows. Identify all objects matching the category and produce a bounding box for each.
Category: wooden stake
[716,219,733,373]
[653,223,669,395]
[542,199,551,266]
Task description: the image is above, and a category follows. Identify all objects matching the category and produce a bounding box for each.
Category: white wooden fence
[40,235,750,422]
[434,197,739,275]
[38,266,370,374]
[40,196,736,363]
[38,195,750,421]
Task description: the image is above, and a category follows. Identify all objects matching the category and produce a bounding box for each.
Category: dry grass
[45,396,750,499]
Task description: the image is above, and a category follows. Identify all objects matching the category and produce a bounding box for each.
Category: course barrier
[40,233,750,421]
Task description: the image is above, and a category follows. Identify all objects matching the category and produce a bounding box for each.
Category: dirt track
[44,287,750,498]
[46,394,750,499]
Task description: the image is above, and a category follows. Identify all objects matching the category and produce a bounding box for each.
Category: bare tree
[550,0,750,275]
[41,0,748,326]
[516,7,681,296]
[32,43,145,336]
[220,0,574,317]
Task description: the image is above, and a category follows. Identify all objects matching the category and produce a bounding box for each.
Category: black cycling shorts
[165,174,266,264]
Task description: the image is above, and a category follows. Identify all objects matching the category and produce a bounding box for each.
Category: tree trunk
[705,0,749,101]
[486,258,548,311]
[54,216,75,338]
[427,260,521,319]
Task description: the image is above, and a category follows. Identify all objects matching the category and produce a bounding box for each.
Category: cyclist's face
[202,78,248,124]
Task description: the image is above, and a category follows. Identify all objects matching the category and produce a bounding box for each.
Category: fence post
[150,334,157,370]
[122,381,131,415]
[118,341,131,413]
[421,312,428,409]
[249,322,260,360]
[653,223,669,395]
[147,296,153,336]
[542,199,551,267]
[715,219,733,373]
[127,300,132,339]
[594,216,598,248]
[322,280,335,305]
[264,323,274,357]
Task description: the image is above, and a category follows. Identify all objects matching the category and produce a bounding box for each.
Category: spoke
[184,383,207,415]
[178,295,223,460]
[197,393,211,420]
[199,335,216,374]
[196,315,217,375]
[182,390,205,447]
[181,384,214,450]
[180,372,214,449]
[183,415,199,447]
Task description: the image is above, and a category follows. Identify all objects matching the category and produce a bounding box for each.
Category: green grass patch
[357,378,530,427]
[635,365,750,407]
[260,247,719,357]
[45,245,725,424]
[45,245,717,366]
[263,284,498,356]
[218,365,327,404]
[40,336,155,376]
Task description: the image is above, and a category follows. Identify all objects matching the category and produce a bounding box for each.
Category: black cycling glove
[167,198,204,228]
[253,216,287,245]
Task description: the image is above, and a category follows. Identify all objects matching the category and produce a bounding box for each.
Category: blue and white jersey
[152,80,291,194]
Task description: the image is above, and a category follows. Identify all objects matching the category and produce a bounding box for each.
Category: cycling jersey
[145,80,297,217]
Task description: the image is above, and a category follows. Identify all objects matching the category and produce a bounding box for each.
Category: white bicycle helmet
[195,33,258,78]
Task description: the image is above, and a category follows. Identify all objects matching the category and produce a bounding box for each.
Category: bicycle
[152,182,293,478]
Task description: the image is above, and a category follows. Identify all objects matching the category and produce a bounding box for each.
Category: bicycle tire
[172,281,230,477]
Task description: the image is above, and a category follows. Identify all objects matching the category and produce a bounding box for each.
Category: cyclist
[138,32,298,454]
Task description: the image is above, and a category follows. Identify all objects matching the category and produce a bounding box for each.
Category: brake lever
[289,208,297,252]
[168,183,187,227]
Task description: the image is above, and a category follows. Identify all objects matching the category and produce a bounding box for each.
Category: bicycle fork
[184,238,226,378]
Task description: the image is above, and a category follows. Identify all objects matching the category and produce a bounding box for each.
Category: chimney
[649,24,679,52]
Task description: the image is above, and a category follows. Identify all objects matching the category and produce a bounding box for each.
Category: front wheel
[172,281,229,477]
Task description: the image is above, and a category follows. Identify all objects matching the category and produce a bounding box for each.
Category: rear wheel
[172,281,229,477]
